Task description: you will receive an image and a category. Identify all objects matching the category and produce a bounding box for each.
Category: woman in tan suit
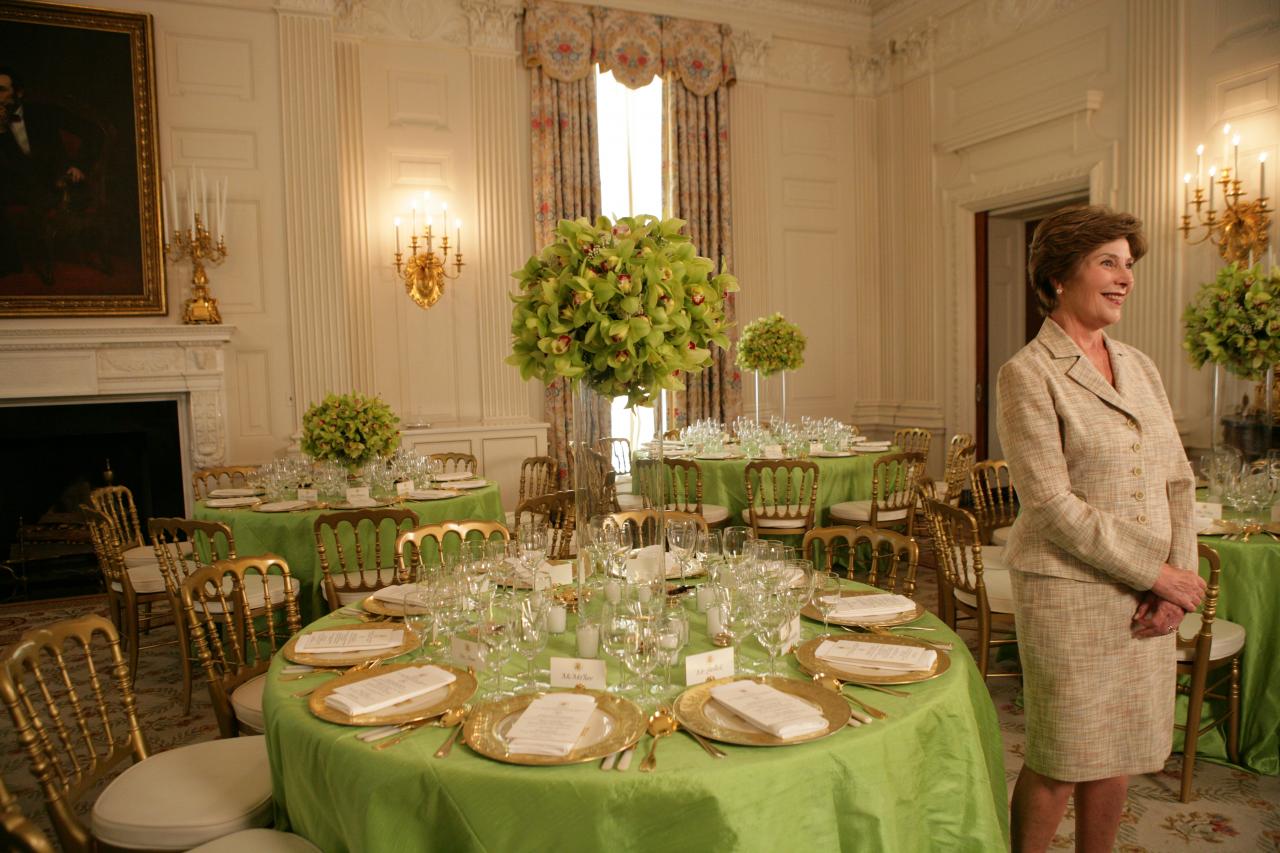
[996,206,1207,853]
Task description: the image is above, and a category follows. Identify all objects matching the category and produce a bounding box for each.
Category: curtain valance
[523,0,735,97]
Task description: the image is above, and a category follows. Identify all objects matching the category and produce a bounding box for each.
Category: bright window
[595,68,663,448]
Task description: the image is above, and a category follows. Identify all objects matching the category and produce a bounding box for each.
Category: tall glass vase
[571,381,613,533]
[753,371,762,424]
[780,371,788,424]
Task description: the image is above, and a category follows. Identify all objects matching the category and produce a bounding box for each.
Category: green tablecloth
[194,485,504,620]
[635,453,886,526]
[1185,534,1280,775]
[263,583,1009,852]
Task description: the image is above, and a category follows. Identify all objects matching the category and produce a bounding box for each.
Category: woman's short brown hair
[1027,205,1147,316]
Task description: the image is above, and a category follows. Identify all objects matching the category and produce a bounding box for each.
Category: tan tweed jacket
[996,318,1197,589]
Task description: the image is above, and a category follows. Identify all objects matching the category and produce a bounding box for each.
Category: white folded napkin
[256,499,311,512]
[432,472,472,482]
[450,479,488,489]
[857,441,892,449]
[709,680,827,739]
[209,488,262,498]
[408,489,455,500]
[822,593,915,619]
[294,628,405,654]
[323,664,456,716]
[504,692,598,756]
[205,496,259,508]
[626,545,673,582]
[369,585,429,606]
[815,638,937,673]
[343,496,379,508]
[505,557,574,587]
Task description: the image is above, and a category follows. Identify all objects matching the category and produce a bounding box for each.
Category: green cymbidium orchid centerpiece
[300,393,401,472]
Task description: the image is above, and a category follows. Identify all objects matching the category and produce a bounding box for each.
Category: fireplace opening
[0,399,184,602]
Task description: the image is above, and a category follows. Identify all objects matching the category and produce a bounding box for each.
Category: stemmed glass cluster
[680,419,728,455]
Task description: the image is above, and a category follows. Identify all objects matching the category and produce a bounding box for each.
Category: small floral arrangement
[300,393,401,471]
[506,214,738,407]
[736,313,806,376]
[1182,262,1280,380]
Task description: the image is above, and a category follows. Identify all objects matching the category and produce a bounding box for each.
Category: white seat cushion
[230,673,267,734]
[828,500,909,523]
[953,568,1015,614]
[199,576,300,614]
[125,542,193,570]
[991,526,1012,546]
[191,828,322,853]
[91,735,273,850]
[617,493,646,511]
[741,508,808,529]
[1176,613,1246,663]
[932,480,949,500]
[981,546,1007,570]
[663,503,730,525]
[334,570,400,605]
[111,563,168,595]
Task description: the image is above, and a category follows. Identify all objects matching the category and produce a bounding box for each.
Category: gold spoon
[639,708,678,772]
[812,673,887,720]
[375,706,467,751]
[433,706,470,758]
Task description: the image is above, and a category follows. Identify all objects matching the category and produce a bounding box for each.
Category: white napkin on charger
[450,479,489,489]
[369,585,429,606]
[205,496,259,508]
[431,472,473,482]
[815,638,937,673]
[256,499,311,512]
[408,489,455,500]
[709,680,827,739]
[294,628,405,654]
[505,692,598,756]
[323,664,456,716]
[822,593,915,619]
[209,488,262,498]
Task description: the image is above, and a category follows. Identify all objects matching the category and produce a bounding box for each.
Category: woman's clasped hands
[1131,563,1207,639]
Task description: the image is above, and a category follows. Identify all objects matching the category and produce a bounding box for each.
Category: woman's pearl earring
[1055,287,1063,295]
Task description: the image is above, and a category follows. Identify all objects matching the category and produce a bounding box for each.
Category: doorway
[975,195,1088,458]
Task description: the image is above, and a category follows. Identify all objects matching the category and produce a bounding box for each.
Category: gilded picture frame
[0,0,165,316]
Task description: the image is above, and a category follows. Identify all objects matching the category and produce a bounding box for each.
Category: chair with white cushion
[742,459,820,538]
[314,508,419,611]
[932,434,975,506]
[893,426,932,458]
[0,615,273,852]
[395,520,511,581]
[513,491,576,559]
[149,516,236,715]
[828,452,925,535]
[971,459,1017,545]
[431,452,478,476]
[192,465,261,502]
[1175,543,1245,803]
[82,506,175,685]
[608,509,708,548]
[517,455,559,505]
[921,498,1017,680]
[182,555,302,738]
[663,458,730,528]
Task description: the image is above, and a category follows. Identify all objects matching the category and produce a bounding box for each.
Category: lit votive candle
[695,585,714,612]
[576,622,600,657]
[706,605,723,637]
[605,579,621,604]
[548,604,567,634]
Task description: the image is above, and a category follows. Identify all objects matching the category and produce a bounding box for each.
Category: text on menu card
[549,657,607,690]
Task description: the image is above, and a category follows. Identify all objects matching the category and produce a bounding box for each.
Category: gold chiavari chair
[182,555,302,738]
[621,457,659,511]
[828,452,926,535]
[1176,543,1246,802]
[149,516,236,714]
[921,498,1016,679]
[0,776,54,853]
[395,521,510,581]
[742,459,820,538]
[192,465,261,502]
[313,508,418,611]
[595,437,633,480]
[89,484,174,575]
[608,509,708,547]
[82,506,174,683]
[579,446,633,512]
[849,525,920,598]
[518,455,558,505]
[971,459,1018,545]
[931,433,975,506]
[893,426,932,458]
[513,491,576,559]
[431,452,478,476]
[0,615,273,852]
[662,458,730,528]
[802,525,858,577]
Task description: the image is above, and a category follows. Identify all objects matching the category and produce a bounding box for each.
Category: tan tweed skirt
[1010,568,1176,782]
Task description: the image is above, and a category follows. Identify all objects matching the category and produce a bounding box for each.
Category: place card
[294,628,404,654]
[1193,501,1222,521]
[549,656,607,690]
[764,444,784,459]
[504,692,598,756]
[450,635,485,671]
[297,487,318,503]
[685,647,734,685]
[396,479,415,496]
[345,486,376,507]
[781,616,802,653]
[323,664,455,716]
[815,638,936,672]
[708,680,827,739]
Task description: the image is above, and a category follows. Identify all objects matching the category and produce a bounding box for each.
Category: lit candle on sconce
[394,217,401,253]
[1261,152,1268,200]
[410,200,417,236]
[1183,173,1191,209]
[455,218,462,254]
[1208,165,1217,214]
[1232,134,1241,178]
[1196,144,1204,187]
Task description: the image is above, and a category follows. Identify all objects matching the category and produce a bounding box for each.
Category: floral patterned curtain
[663,19,739,427]
[524,1,738,475]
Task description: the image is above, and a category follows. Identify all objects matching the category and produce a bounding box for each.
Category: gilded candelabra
[1179,132,1271,264]
[166,213,227,324]
[393,220,464,309]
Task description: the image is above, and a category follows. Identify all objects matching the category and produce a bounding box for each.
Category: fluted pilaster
[335,38,376,394]
[278,3,351,411]
[1122,0,1185,411]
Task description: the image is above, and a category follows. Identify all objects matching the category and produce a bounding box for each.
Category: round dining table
[262,580,1009,852]
[195,484,504,621]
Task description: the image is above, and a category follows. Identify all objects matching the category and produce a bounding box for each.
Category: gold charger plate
[1197,519,1242,537]
[282,624,418,667]
[794,633,950,685]
[308,662,476,726]
[800,589,925,627]
[362,590,429,617]
[464,689,645,766]
[674,676,849,747]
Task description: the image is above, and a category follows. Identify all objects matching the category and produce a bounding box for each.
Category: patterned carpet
[1,577,1277,851]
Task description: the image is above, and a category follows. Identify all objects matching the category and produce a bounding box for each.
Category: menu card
[815,638,936,673]
[323,664,456,716]
[504,692,598,756]
[708,680,827,739]
[257,499,312,512]
[408,489,455,500]
[822,593,915,619]
[209,488,261,498]
[344,487,377,508]
[432,472,472,482]
[1193,501,1223,533]
[294,628,405,654]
